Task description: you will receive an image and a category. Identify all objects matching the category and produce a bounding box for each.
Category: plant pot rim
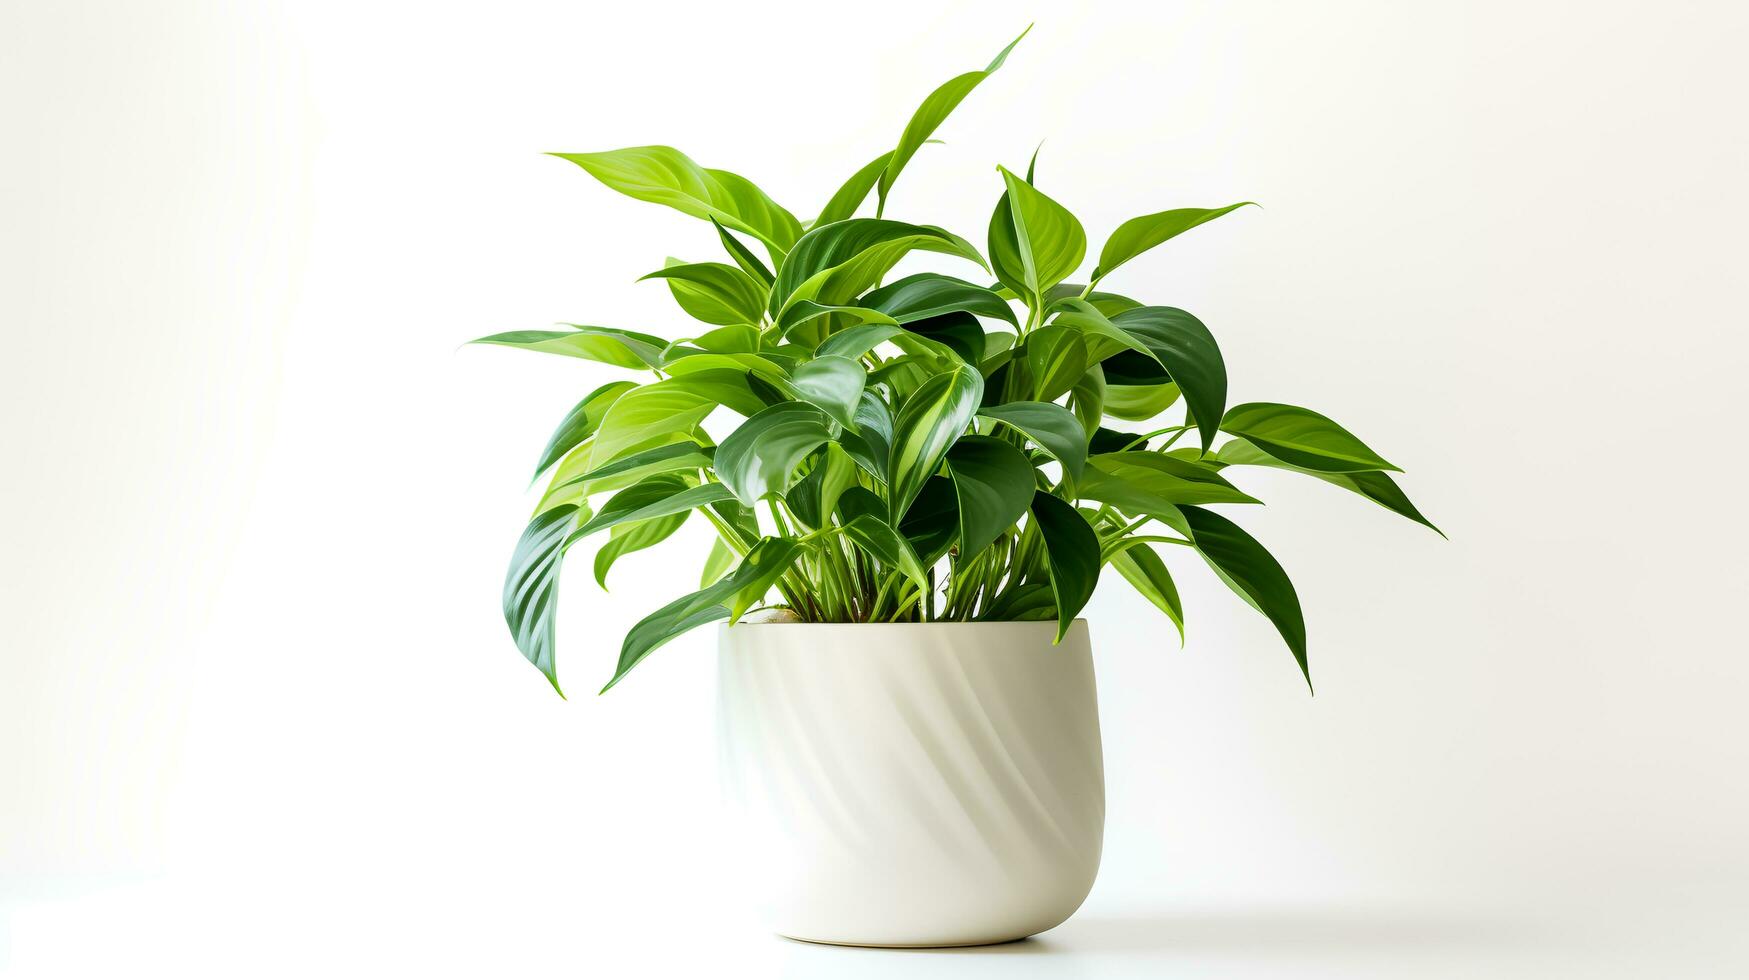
[721,618,1089,629]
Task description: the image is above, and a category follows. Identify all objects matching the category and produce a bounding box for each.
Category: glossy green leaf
[603,537,801,692]
[1181,505,1309,689]
[785,444,858,531]
[901,312,985,365]
[1088,452,1258,505]
[710,216,773,287]
[1214,438,1442,535]
[977,401,1087,484]
[996,165,1086,302]
[842,514,931,595]
[714,402,835,505]
[532,381,638,482]
[589,371,766,464]
[1220,402,1398,473]
[594,510,689,587]
[554,146,802,258]
[1103,382,1182,422]
[1068,366,1106,437]
[700,537,737,587]
[839,391,895,484]
[877,26,1030,214]
[863,273,1018,326]
[546,442,714,499]
[783,356,866,429]
[471,326,666,369]
[816,152,889,227]
[979,582,1057,622]
[897,475,959,566]
[1106,539,1184,643]
[946,435,1036,559]
[887,362,984,518]
[572,478,734,541]
[772,300,898,338]
[502,504,582,697]
[1023,324,1088,401]
[771,219,988,318]
[1112,306,1227,450]
[640,260,766,326]
[1093,202,1255,281]
[1029,491,1100,641]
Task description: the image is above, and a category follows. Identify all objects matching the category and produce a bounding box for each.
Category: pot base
[778,932,1036,949]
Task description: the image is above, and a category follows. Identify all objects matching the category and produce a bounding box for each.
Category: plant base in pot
[718,619,1103,948]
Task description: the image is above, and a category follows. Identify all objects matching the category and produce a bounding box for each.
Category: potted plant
[476,26,1437,948]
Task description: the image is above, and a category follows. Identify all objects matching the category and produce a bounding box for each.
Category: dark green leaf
[978,401,1087,484]
[532,381,638,481]
[897,476,959,566]
[840,391,895,484]
[1029,491,1100,641]
[946,435,1037,559]
[1112,306,1227,450]
[863,272,1019,326]
[502,504,582,697]
[785,444,858,531]
[1214,438,1442,535]
[1181,505,1309,690]
[842,514,931,594]
[1086,452,1259,506]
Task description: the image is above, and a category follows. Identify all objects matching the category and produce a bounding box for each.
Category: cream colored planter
[717,620,1104,947]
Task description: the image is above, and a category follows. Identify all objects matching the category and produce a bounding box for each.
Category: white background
[4,1,1748,976]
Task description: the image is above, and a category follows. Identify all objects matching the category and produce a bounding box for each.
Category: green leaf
[862,272,1019,326]
[588,371,767,465]
[772,300,898,339]
[710,216,774,287]
[816,151,889,227]
[1220,402,1399,472]
[572,478,734,542]
[545,442,714,500]
[714,402,835,505]
[841,514,932,595]
[1029,491,1100,641]
[1068,366,1106,437]
[532,381,638,481]
[996,165,1086,302]
[640,260,766,326]
[1214,438,1442,535]
[594,510,689,587]
[1181,505,1309,690]
[896,475,959,566]
[1050,299,1158,364]
[502,504,582,697]
[977,401,1087,485]
[471,326,666,369]
[901,312,985,365]
[1092,202,1256,281]
[553,146,802,259]
[1087,452,1259,506]
[1103,382,1182,422]
[888,362,984,518]
[1106,539,1184,643]
[945,435,1037,559]
[783,356,867,429]
[979,582,1057,622]
[815,322,904,359]
[603,537,802,692]
[700,537,737,588]
[785,443,858,531]
[839,391,894,484]
[1023,324,1089,401]
[877,26,1030,214]
[1112,306,1227,450]
[771,219,988,318]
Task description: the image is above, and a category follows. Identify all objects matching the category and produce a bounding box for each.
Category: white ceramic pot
[717,620,1104,947]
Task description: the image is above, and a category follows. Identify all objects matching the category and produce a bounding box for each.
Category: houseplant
[476,26,1437,946]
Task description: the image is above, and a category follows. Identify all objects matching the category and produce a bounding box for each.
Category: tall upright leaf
[994,166,1086,304]
[887,363,984,518]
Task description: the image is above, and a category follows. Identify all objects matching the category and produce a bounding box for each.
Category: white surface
[719,621,1103,946]
[4,0,1749,975]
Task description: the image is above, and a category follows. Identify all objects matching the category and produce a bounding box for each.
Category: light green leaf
[1068,366,1106,437]
[572,478,734,541]
[589,371,768,464]
[640,260,766,326]
[996,165,1086,302]
[946,435,1037,560]
[532,381,638,481]
[877,26,1030,215]
[714,402,835,505]
[1050,298,1157,364]
[815,322,904,360]
[1029,491,1100,641]
[594,510,689,587]
[1023,324,1088,401]
[603,537,801,692]
[471,326,666,369]
[553,146,802,259]
[977,401,1087,484]
[545,442,714,500]
[502,504,582,697]
[816,151,889,227]
[1103,382,1181,421]
[888,362,984,518]
[782,356,866,429]
[1181,505,1309,690]
[710,216,774,287]
[1220,402,1398,472]
[1088,452,1258,505]
[1106,538,1185,642]
[773,300,898,339]
[1214,438,1441,535]
[1093,202,1255,281]
[839,391,894,484]
[700,537,737,587]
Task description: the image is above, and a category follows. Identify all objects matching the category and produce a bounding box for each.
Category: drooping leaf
[709,216,774,287]
[593,510,689,587]
[977,401,1087,485]
[772,300,899,338]
[471,326,666,370]
[887,362,984,518]
[996,165,1086,302]
[841,514,931,595]
[502,504,582,697]
[1103,382,1182,421]
[572,478,735,541]
[877,26,1031,214]
[1029,491,1100,641]
[1051,298,1157,365]
[553,146,802,259]
[1214,438,1442,535]
[1085,452,1259,507]
[1112,306,1227,450]
[1220,402,1399,473]
[862,272,1019,326]
[589,371,767,464]
[945,435,1037,559]
[713,402,836,505]
[1106,540,1184,643]
[532,381,638,481]
[545,441,714,499]
[640,260,766,326]
[603,537,802,692]
[1181,505,1309,689]
[1092,202,1255,281]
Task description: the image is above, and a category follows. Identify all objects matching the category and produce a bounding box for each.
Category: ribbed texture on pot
[717,620,1104,947]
